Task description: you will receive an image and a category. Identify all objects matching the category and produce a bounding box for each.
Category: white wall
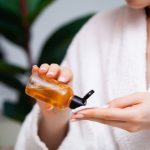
[0,0,125,112]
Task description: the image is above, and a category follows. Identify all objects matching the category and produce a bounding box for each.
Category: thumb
[108,93,143,108]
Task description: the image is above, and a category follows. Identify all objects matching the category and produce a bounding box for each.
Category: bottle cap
[69,90,94,109]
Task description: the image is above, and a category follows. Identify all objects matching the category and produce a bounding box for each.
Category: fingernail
[47,71,55,77]
[33,65,37,68]
[40,67,47,72]
[73,114,84,119]
[58,76,66,82]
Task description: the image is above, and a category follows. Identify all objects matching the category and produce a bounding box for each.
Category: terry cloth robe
[15,5,150,150]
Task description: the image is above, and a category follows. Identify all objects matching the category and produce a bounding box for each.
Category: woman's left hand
[71,92,150,132]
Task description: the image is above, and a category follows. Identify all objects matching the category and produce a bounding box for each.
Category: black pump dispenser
[70,90,94,109]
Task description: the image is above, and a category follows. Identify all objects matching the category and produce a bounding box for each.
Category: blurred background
[0,0,124,149]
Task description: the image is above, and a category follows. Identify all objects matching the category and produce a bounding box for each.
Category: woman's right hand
[32,63,73,118]
[31,63,73,149]
[32,63,73,112]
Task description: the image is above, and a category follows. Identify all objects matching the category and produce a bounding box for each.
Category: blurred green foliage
[0,0,94,121]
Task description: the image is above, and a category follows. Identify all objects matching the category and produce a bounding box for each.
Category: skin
[126,0,150,9]
[72,93,150,132]
[32,64,73,150]
[35,0,150,149]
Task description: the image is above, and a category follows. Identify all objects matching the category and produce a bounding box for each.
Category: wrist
[40,108,71,129]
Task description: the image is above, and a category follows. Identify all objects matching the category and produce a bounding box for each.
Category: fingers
[58,67,73,83]
[84,118,127,130]
[32,65,39,74]
[39,63,49,75]
[71,112,128,130]
[76,117,139,132]
[46,64,60,79]
[71,109,141,132]
[108,93,143,108]
[31,63,73,84]
[89,117,141,132]
[72,107,133,121]
[31,63,73,113]
[71,115,141,132]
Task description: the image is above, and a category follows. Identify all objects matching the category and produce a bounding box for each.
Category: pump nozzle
[82,90,95,104]
[70,90,95,109]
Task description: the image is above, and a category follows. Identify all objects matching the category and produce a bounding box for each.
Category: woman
[15,0,150,150]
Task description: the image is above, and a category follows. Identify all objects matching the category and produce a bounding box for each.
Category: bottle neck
[69,90,94,109]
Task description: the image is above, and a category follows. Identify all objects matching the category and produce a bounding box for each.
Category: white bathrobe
[15,5,150,150]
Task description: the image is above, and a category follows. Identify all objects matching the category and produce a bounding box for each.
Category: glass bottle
[25,74,94,109]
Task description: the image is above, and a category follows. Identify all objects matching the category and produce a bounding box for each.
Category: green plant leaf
[0,73,24,92]
[0,6,25,47]
[0,0,21,17]
[0,60,27,74]
[3,92,34,121]
[27,0,54,24]
[3,101,25,121]
[0,0,55,48]
[0,0,55,23]
[0,46,4,59]
[38,14,94,65]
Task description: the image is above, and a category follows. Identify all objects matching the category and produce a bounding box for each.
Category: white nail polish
[58,76,66,82]
[40,68,47,72]
[47,71,55,76]
[32,65,37,68]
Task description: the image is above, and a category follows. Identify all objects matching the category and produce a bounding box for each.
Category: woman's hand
[31,63,73,129]
[72,92,150,132]
[32,63,73,111]
[31,63,73,150]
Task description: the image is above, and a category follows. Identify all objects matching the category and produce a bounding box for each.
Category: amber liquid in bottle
[25,74,74,109]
